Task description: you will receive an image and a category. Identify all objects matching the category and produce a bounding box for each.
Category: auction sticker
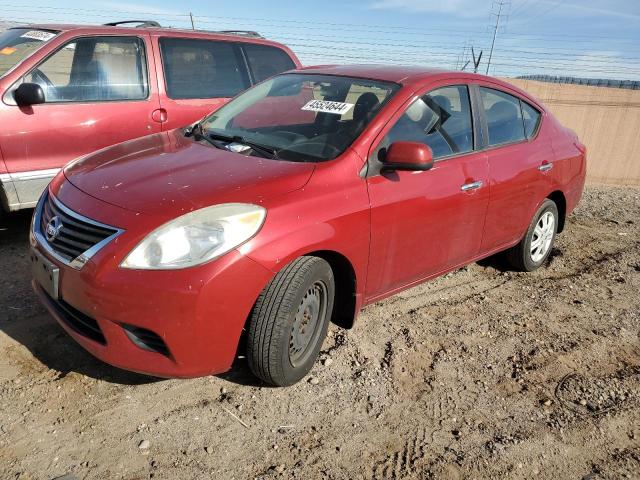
[20,31,56,41]
[0,47,17,55]
[302,100,354,115]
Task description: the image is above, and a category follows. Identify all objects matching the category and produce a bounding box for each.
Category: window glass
[201,73,399,162]
[26,36,148,102]
[242,44,295,83]
[521,101,541,138]
[160,38,248,99]
[0,29,58,78]
[480,87,526,146]
[385,85,474,159]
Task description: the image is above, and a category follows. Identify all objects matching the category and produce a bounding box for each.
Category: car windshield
[200,73,400,162]
[0,28,58,78]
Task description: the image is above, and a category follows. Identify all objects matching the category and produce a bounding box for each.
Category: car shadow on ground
[1,211,267,387]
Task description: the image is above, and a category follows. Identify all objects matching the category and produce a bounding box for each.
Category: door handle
[539,162,553,172]
[151,108,168,123]
[461,181,483,192]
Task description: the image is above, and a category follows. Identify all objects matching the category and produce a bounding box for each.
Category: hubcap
[530,211,555,263]
[289,281,328,367]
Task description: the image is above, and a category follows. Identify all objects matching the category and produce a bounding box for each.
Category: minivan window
[521,101,541,138]
[480,87,526,146]
[0,29,58,78]
[160,38,249,99]
[242,44,295,83]
[25,36,148,102]
[385,85,474,159]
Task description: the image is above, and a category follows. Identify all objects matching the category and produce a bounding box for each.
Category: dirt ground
[1,185,639,480]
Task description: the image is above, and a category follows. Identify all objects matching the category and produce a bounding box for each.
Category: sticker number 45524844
[301,100,354,115]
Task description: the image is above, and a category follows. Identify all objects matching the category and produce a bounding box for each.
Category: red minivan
[0,21,300,212]
[31,65,586,386]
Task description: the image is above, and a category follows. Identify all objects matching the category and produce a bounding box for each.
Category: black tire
[246,256,335,386]
[506,199,559,272]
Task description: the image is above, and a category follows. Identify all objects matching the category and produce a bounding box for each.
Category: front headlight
[121,203,266,270]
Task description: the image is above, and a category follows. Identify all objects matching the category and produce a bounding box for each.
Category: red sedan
[30,65,586,386]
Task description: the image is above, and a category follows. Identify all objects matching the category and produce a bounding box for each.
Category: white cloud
[369,0,488,17]
[91,1,184,17]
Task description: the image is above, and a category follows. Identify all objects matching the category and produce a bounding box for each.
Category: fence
[507,79,640,186]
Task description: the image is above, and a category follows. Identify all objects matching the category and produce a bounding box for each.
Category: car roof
[295,64,542,106]
[296,64,505,86]
[11,23,291,49]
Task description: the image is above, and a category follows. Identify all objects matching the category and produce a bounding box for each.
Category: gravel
[1,185,639,479]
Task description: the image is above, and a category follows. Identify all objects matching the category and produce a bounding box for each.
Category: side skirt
[0,169,60,211]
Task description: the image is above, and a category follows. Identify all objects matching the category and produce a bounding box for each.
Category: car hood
[63,130,315,216]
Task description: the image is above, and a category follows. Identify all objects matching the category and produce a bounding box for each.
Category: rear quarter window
[521,101,542,138]
[242,44,296,83]
[159,38,249,99]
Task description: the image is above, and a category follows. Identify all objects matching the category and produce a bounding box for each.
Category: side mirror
[383,141,434,171]
[14,83,45,107]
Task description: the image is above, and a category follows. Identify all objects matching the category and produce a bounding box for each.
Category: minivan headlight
[121,204,266,270]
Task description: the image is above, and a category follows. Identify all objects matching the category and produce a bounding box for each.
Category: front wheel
[506,199,558,272]
[246,256,335,386]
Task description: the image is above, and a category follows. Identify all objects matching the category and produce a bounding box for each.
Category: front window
[0,28,58,78]
[384,85,474,159]
[200,73,400,162]
[25,36,148,102]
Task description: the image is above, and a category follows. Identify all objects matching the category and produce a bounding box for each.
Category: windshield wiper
[185,123,225,150]
[208,132,279,159]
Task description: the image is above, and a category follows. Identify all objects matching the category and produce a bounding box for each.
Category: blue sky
[2,0,639,79]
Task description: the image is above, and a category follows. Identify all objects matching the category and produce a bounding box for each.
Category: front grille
[123,325,171,357]
[40,288,107,344]
[39,192,119,262]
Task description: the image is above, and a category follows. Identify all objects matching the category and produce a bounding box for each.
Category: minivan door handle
[539,161,553,172]
[461,180,483,192]
[151,108,168,123]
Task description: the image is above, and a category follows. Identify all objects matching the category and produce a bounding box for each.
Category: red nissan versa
[0,21,300,213]
[30,65,586,386]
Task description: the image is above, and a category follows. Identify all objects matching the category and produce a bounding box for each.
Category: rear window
[0,28,58,78]
[159,38,249,99]
[242,44,295,83]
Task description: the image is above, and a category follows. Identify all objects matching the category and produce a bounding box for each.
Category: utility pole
[189,12,195,30]
[486,1,506,75]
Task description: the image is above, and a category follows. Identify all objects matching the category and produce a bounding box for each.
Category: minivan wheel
[246,256,335,386]
[506,199,558,272]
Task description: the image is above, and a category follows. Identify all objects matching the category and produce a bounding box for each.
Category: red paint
[34,66,586,378]
[385,142,434,169]
[0,24,301,177]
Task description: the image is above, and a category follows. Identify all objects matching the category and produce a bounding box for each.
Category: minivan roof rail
[102,22,263,38]
[103,20,162,28]
[216,30,263,38]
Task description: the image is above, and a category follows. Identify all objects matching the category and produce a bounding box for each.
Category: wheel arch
[304,249,358,329]
[547,190,567,233]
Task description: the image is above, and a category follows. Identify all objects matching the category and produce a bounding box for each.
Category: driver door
[0,34,161,207]
[365,84,490,299]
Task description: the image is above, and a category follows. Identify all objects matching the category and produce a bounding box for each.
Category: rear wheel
[506,199,558,272]
[246,256,335,386]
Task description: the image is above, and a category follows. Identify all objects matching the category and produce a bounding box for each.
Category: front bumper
[32,184,273,378]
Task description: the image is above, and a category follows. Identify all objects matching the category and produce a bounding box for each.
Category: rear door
[365,83,490,299]
[477,85,553,252]
[0,33,161,207]
[153,35,296,130]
